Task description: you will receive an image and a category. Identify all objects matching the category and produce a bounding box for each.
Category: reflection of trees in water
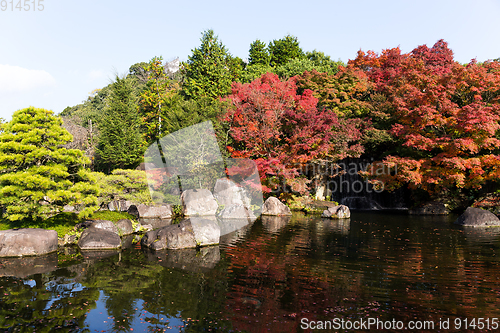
[0,271,99,332]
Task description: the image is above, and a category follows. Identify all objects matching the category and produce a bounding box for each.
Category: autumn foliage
[351,40,500,195]
[221,73,363,194]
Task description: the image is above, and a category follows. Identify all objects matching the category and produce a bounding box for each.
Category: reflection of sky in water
[85,291,185,332]
[43,280,85,310]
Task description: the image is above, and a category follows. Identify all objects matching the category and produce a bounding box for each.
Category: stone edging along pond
[0,195,295,258]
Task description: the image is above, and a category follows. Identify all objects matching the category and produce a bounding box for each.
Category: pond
[1,212,500,332]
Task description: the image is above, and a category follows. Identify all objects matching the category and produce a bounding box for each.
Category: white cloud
[0,64,56,92]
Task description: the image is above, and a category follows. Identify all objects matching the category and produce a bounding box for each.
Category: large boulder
[141,218,220,250]
[217,204,256,220]
[141,220,196,250]
[181,189,218,216]
[90,220,119,234]
[108,200,136,212]
[321,205,351,219]
[0,228,58,257]
[78,228,122,250]
[261,197,292,216]
[409,201,449,215]
[213,178,250,207]
[116,219,134,236]
[190,217,221,247]
[454,207,500,227]
[127,204,172,219]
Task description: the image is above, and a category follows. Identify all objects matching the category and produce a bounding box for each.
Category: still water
[1,212,500,332]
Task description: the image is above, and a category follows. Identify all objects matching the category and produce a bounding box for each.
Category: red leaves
[221,72,363,194]
[351,40,500,194]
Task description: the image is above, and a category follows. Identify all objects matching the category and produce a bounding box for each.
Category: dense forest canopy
[53,30,500,212]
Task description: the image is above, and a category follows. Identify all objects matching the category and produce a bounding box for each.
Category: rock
[261,197,292,216]
[108,200,136,212]
[0,228,58,257]
[90,220,119,234]
[409,201,449,215]
[213,178,251,207]
[141,220,196,250]
[321,205,351,219]
[190,217,221,247]
[181,189,218,216]
[127,204,172,219]
[217,204,256,220]
[454,207,500,227]
[138,217,172,229]
[78,228,122,250]
[116,219,134,236]
[141,218,220,250]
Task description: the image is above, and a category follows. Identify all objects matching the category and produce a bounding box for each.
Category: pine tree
[0,107,99,221]
[182,30,235,99]
[97,75,143,172]
[248,39,270,66]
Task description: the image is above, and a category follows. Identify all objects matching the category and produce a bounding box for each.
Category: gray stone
[217,204,256,220]
[108,200,136,212]
[181,189,218,216]
[190,217,221,247]
[90,220,118,234]
[213,178,251,207]
[141,220,196,250]
[127,204,172,219]
[454,207,500,227]
[0,228,58,257]
[78,228,122,250]
[116,219,134,236]
[261,197,292,216]
[409,201,449,215]
[321,205,351,219]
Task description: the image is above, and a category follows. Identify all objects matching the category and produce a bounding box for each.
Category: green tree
[0,107,98,221]
[268,35,304,67]
[248,39,270,66]
[181,30,235,99]
[97,75,144,172]
[139,56,177,144]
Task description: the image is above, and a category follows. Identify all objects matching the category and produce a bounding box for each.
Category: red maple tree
[221,72,363,194]
[351,40,500,195]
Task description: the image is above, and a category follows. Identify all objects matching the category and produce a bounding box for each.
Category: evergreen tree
[248,39,270,66]
[181,30,235,99]
[97,75,143,172]
[268,35,304,67]
[0,107,98,221]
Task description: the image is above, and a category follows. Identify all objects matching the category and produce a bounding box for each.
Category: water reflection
[0,212,499,332]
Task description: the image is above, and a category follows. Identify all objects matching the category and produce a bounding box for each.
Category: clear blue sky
[1,0,499,121]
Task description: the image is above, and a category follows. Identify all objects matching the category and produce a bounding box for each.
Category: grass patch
[89,210,137,222]
[0,212,80,238]
[0,210,137,238]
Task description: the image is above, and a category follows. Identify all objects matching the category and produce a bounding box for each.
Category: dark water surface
[1,212,500,332]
